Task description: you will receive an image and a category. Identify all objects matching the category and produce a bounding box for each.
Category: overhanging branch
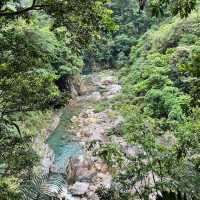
[0,0,50,17]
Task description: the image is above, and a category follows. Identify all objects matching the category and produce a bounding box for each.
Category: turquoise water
[47,107,82,172]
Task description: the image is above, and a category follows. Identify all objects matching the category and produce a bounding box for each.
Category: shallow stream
[47,106,83,173]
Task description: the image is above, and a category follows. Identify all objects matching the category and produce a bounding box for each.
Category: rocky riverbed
[36,70,141,200]
[61,70,144,199]
[61,70,123,199]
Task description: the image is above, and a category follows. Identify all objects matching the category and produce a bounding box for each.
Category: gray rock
[77,170,97,182]
[87,191,100,200]
[90,131,105,142]
[122,144,142,158]
[69,182,89,196]
[77,91,101,102]
[102,175,112,189]
[89,92,102,101]
[131,172,159,194]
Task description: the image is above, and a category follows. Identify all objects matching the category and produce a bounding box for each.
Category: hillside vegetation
[99,11,200,200]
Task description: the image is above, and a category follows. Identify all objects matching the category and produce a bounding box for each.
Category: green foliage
[0,1,108,199]
[96,143,124,167]
[148,0,197,18]
[21,174,65,200]
[99,10,200,200]
[0,19,61,116]
[94,102,109,113]
[0,177,22,200]
[96,185,132,200]
[0,109,57,200]
[0,0,117,47]
[85,0,199,70]
[0,1,199,200]
[84,0,160,70]
[179,45,200,105]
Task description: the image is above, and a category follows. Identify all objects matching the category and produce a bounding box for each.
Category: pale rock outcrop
[69,182,90,196]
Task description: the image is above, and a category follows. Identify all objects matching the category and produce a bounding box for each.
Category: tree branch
[0,0,51,17]
[1,118,22,138]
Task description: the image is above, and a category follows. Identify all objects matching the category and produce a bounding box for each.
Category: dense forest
[0,0,200,200]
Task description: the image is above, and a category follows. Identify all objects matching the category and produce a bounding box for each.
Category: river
[34,70,122,200]
[47,106,83,173]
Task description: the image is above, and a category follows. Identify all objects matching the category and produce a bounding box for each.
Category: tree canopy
[0,0,117,46]
[0,0,200,199]
[140,0,197,18]
[0,1,116,199]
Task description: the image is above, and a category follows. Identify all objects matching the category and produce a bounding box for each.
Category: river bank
[33,110,62,175]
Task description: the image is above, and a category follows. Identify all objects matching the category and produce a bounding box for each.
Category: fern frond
[21,174,66,200]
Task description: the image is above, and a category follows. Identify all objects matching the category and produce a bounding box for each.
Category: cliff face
[55,74,88,98]
[69,75,88,97]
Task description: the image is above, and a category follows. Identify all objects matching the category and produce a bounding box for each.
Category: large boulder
[88,91,102,102]
[66,155,94,184]
[96,173,112,189]
[77,91,101,102]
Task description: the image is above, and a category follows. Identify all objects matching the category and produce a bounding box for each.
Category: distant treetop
[139,0,197,18]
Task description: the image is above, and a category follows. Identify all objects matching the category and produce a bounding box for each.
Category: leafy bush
[96,143,124,167]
